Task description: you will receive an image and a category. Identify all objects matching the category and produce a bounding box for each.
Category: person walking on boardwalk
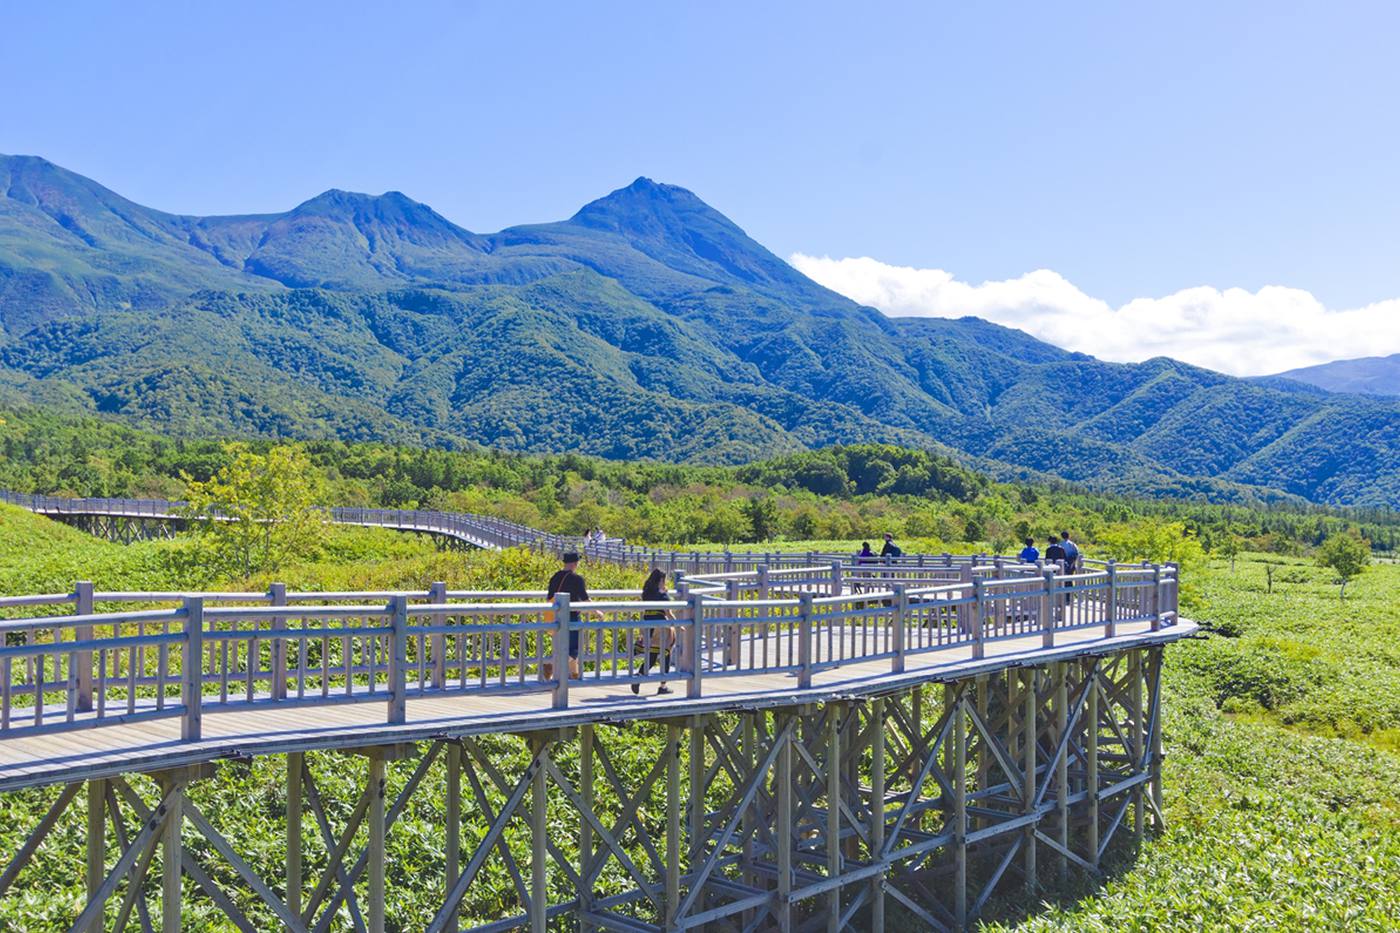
[1045,535,1066,568]
[880,532,902,558]
[854,541,876,593]
[546,551,590,680]
[632,568,675,695]
[1019,537,1040,563]
[1059,531,1080,573]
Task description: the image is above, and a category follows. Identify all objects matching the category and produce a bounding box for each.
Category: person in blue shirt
[1018,537,1040,563]
[1059,531,1080,573]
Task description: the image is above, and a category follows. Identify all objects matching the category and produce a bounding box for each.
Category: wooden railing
[0,557,1179,742]
[1,490,1110,579]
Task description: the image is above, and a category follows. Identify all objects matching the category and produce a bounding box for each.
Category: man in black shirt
[1045,536,1067,566]
[547,552,589,679]
[880,533,903,558]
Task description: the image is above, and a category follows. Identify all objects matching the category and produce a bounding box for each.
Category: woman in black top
[633,568,675,694]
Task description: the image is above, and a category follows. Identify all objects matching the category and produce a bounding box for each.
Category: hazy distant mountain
[1,153,1398,507]
[1272,354,1400,397]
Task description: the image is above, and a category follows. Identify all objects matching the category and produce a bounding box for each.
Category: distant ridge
[1271,353,1400,397]
[1,153,1398,507]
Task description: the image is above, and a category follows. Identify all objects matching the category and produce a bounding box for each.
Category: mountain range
[1,154,1398,508]
[1272,354,1400,398]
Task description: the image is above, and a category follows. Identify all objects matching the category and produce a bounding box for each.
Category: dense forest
[3,407,1396,556]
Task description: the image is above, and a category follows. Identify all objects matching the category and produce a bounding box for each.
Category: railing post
[182,597,204,741]
[74,581,94,712]
[270,582,288,701]
[1151,565,1163,630]
[552,593,570,709]
[957,561,973,633]
[686,594,704,699]
[1041,569,1056,648]
[388,595,408,724]
[892,584,907,674]
[971,578,985,659]
[725,579,741,666]
[798,593,814,688]
[1105,561,1118,638]
[430,581,448,689]
[757,565,771,601]
[830,560,843,597]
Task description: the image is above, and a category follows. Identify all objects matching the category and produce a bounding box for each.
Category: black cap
[562,551,580,564]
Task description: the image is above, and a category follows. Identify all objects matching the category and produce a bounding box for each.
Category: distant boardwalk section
[0,491,1191,932]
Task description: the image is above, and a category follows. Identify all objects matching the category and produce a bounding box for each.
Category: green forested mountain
[2,155,1398,507]
[1272,353,1400,397]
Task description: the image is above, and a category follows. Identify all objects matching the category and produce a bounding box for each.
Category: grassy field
[0,513,1396,929]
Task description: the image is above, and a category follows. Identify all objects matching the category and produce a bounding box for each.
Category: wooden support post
[446,742,461,933]
[1086,660,1100,870]
[1054,663,1069,886]
[1023,668,1037,894]
[271,582,288,701]
[688,719,705,863]
[160,776,183,933]
[1149,648,1165,828]
[666,724,681,930]
[826,705,841,932]
[953,688,967,930]
[287,752,302,920]
[368,753,387,933]
[75,581,94,712]
[388,595,408,724]
[1130,649,1145,847]
[429,581,447,689]
[580,724,594,931]
[776,713,793,933]
[870,699,885,933]
[86,778,105,933]
[742,713,756,899]
[530,738,547,933]
[182,597,203,741]
[975,675,989,803]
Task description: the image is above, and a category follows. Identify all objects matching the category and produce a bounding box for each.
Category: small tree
[743,495,780,543]
[1217,534,1241,571]
[181,443,326,579]
[1316,531,1370,599]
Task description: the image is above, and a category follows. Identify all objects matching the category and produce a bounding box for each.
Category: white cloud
[789,253,1400,377]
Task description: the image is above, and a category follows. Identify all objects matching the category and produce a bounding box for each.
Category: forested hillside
[3,155,1399,506]
[4,407,1396,555]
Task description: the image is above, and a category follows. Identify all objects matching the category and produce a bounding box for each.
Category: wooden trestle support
[0,647,1163,932]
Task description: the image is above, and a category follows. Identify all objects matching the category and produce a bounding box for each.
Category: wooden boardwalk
[0,616,1190,792]
[0,492,1191,932]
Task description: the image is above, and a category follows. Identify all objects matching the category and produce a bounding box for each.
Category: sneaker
[631,681,641,695]
[656,685,672,695]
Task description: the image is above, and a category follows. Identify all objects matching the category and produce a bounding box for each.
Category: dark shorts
[568,628,580,658]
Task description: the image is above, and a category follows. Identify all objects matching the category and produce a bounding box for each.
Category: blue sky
[5,1,1399,373]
